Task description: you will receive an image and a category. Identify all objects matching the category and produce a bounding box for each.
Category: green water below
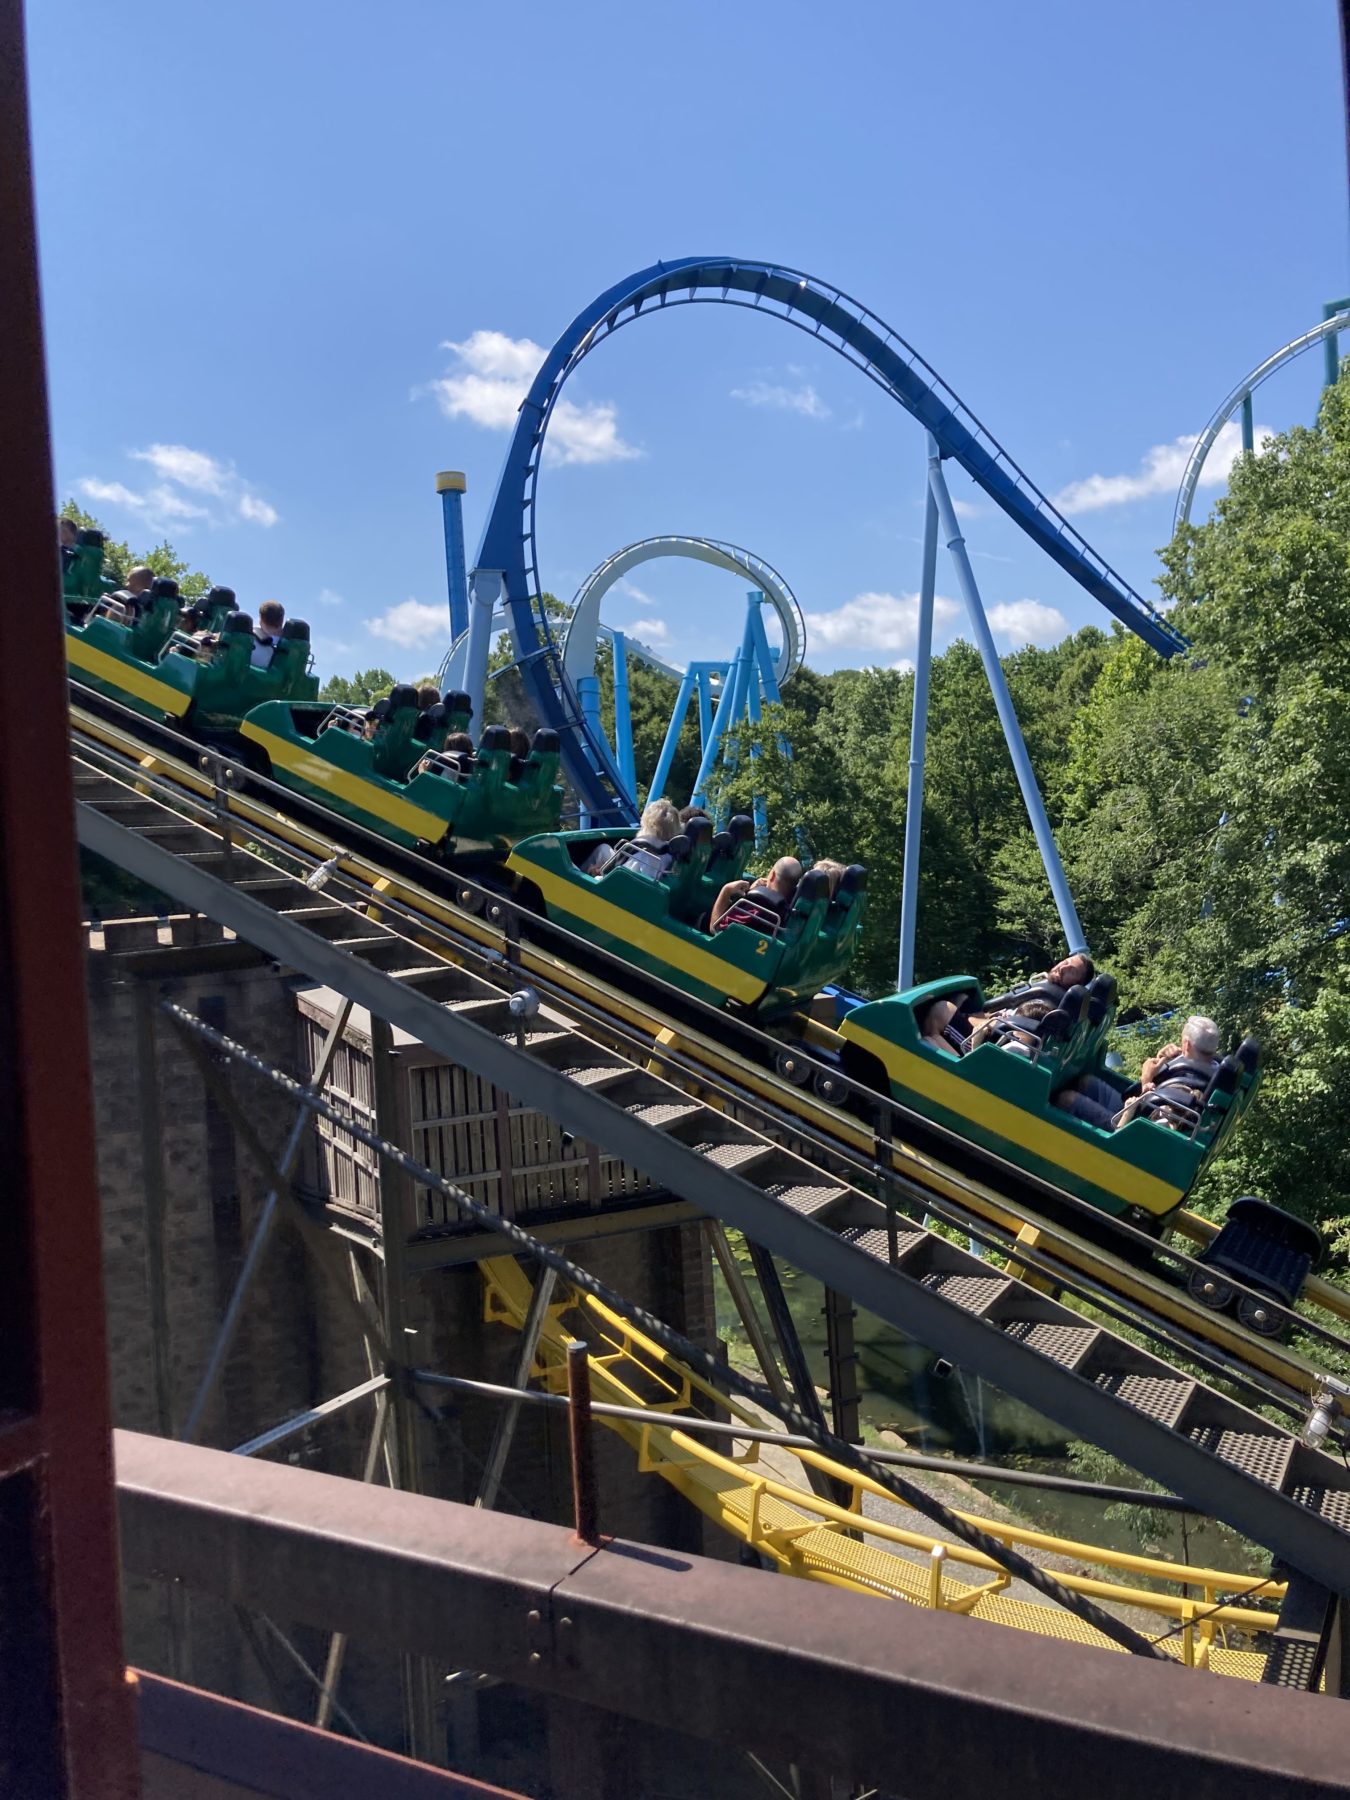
[714,1251,1266,1580]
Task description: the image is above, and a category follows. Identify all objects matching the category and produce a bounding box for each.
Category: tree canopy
[689,374,1350,1254]
[317,667,397,707]
[59,499,212,599]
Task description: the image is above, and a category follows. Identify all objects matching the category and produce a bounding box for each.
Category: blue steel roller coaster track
[474,257,1188,823]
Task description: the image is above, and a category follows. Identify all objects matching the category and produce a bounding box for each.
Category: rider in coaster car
[969,995,1057,1059]
[1054,1013,1221,1131]
[710,856,803,935]
[411,684,444,742]
[103,564,155,614]
[919,953,1095,1055]
[582,797,682,876]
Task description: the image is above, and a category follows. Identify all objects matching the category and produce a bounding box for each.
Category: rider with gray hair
[1055,1013,1223,1132]
[582,796,682,876]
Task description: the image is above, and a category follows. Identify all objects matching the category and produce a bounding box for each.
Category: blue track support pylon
[928,456,1088,957]
[898,456,941,990]
[691,645,747,807]
[649,666,695,803]
[610,630,636,797]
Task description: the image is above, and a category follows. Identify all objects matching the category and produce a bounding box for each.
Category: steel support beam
[1262,1572,1337,1691]
[138,1669,517,1799]
[176,996,354,1444]
[821,1288,861,1446]
[231,1377,390,1459]
[314,1389,393,1734]
[77,806,1350,1595]
[475,1267,558,1511]
[705,1222,792,1407]
[745,1242,841,1505]
[115,1435,1350,1800]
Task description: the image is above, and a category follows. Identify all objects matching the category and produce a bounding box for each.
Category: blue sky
[28,1,1349,682]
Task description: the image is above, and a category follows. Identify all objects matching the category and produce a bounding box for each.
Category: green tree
[317,667,397,707]
[59,499,212,598]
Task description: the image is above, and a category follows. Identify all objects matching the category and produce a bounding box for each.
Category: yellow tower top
[435,471,467,493]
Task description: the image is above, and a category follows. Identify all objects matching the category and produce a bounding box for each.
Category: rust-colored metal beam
[0,3,138,1792]
[116,1433,1350,1800]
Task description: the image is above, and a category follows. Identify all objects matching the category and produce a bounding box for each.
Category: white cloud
[77,478,148,510]
[986,599,1068,647]
[1052,419,1273,513]
[616,578,661,607]
[144,485,209,521]
[730,379,830,420]
[951,498,980,519]
[430,330,640,466]
[76,476,207,523]
[238,492,279,527]
[317,588,346,607]
[627,617,670,644]
[80,442,278,531]
[367,598,447,649]
[891,657,916,675]
[803,590,960,655]
[131,442,232,495]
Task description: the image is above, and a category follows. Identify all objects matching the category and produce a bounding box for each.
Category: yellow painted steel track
[69,699,1350,1407]
[481,1257,1276,1678]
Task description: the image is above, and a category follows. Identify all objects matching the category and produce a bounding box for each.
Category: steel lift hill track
[71,709,1350,1598]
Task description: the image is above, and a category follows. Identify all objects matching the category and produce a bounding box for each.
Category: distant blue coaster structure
[1172,299,1350,533]
[464,257,1189,977]
[559,535,805,831]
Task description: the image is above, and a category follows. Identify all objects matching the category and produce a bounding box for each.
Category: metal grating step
[920,1271,1010,1316]
[1189,1426,1297,1490]
[1001,1318,1100,1370]
[558,1063,632,1090]
[493,1025,570,1051]
[688,1140,772,1173]
[625,1099,704,1131]
[840,1225,928,1267]
[1094,1370,1195,1429]
[769,1182,846,1220]
[389,964,482,991]
[1291,1486,1350,1530]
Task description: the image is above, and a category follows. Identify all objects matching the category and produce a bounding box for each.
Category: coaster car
[65,577,199,721]
[1188,1198,1323,1337]
[66,593,318,728]
[241,697,564,856]
[507,813,867,1022]
[838,974,1260,1225]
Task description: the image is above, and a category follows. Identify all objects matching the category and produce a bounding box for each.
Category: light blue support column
[436,472,469,641]
[463,567,504,730]
[898,452,940,990]
[610,630,636,797]
[744,593,784,707]
[744,638,768,847]
[696,667,717,748]
[577,674,603,751]
[692,644,748,806]
[576,672,604,828]
[928,458,1089,956]
[649,665,697,802]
